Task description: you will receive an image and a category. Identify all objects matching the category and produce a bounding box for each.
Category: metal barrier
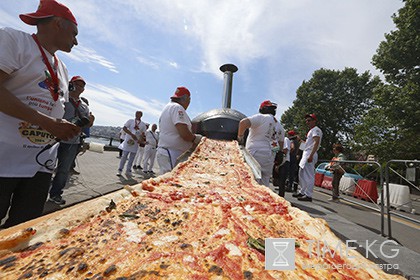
[385,159,420,239]
[318,159,420,239]
[88,134,118,147]
[318,159,386,236]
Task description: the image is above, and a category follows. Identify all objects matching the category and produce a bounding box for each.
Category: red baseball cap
[305,113,317,121]
[259,100,277,110]
[171,86,190,98]
[70,76,86,85]
[19,0,77,26]
[288,130,296,136]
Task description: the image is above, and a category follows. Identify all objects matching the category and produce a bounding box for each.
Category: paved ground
[41,149,420,279]
[43,149,159,214]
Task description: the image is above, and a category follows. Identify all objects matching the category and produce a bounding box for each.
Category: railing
[385,159,420,239]
[87,134,119,147]
[318,158,419,239]
[318,159,385,235]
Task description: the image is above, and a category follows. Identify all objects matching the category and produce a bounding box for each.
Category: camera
[68,82,75,92]
[71,116,90,127]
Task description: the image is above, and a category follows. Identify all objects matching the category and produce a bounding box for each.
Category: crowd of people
[0,0,343,229]
[115,115,160,176]
[115,86,202,177]
[237,102,325,203]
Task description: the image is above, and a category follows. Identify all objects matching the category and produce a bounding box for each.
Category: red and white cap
[171,86,190,98]
[70,76,86,85]
[259,100,277,110]
[19,0,77,26]
[305,113,317,121]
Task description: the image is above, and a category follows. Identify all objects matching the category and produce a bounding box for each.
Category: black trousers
[273,161,290,197]
[0,172,51,228]
[332,172,343,199]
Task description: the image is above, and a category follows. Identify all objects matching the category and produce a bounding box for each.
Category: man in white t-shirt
[157,87,202,174]
[142,124,159,174]
[237,100,284,187]
[0,0,80,228]
[117,111,147,176]
[293,113,323,202]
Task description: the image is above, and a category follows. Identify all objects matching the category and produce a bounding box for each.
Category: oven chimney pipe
[220,64,238,109]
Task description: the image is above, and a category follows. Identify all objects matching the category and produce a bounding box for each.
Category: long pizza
[0,138,404,279]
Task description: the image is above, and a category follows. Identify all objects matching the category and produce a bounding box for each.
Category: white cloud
[136,55,159,70]
[91,0,399,77]
[1,0,403,125]
[63,46,119,73]
[82,84,165,126]
[169,61,179,69]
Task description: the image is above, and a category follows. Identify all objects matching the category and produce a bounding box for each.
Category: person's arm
[237,118,251,138]
[0,70,80,141]
[290,141,295,153]
[278,127,285,153]
[175,123,202,146]
[237,118,251,145]
[282,142,288,154]
[278,140,284,153]
[139,132,146,145]
[88,112,95,127]
[175,123,195,142]
[122,126,137,141]
[307,136,320,163]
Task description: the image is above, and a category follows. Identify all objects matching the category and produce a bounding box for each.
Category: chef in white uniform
[157,87,202,174]
[237,100,284,187]
[293,113,322,202]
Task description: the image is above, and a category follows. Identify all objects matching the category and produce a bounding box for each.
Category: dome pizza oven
[192,64,246,140]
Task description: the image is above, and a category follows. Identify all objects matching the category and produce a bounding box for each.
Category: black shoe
[138,165,143,170]
[70,168,80,175]
[297,195,312,202]
[292,192,304,198]
[133,165,138,169]
[49,195,66,205]
[285,187,293,192]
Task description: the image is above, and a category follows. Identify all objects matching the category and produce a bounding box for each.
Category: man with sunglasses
[293,113,322,202]
[0,0,80,227]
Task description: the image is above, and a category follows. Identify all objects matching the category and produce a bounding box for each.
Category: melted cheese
[123,221,145,243]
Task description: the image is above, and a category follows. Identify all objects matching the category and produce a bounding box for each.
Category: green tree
[281,68,380,159]
[372,0,420,88]
[355,0,420,161]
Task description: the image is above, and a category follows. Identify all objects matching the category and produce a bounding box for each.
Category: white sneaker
[116,170,122,176]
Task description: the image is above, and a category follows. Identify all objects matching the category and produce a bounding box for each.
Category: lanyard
[134,120,140,130]
[69,98,82,120]
[70,98,81,108]
[31,34,60,101]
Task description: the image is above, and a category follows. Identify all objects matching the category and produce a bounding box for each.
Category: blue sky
[1,1,403,127]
